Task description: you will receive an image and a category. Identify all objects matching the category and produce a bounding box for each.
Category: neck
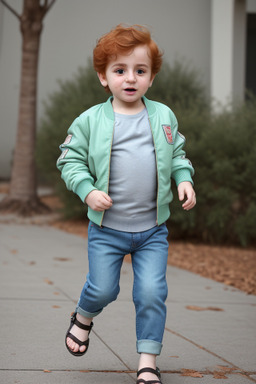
[112,98,145,115]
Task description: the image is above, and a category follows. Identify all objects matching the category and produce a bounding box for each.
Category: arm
[85,190,112,211]
[170,114,196,210]
[177,181,196,210]
[57,116,112,209]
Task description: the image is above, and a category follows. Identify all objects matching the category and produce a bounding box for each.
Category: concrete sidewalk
[0,220,256,384]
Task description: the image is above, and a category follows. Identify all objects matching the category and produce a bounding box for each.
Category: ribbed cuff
[172,169,194,186]
[136,339,163,355]
[75,180,97,203]
[76,305,102,319]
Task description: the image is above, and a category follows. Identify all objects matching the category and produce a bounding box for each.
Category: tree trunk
[10,18,40,202]
[0,0,51,215]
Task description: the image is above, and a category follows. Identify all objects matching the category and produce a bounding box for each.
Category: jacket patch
[57,148,69,163]
[162,125,174,144]
[63,134,73,145]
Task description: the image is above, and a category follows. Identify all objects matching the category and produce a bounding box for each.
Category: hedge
[36,61,256,246]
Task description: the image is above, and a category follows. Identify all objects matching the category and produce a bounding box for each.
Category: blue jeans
[76,222,169,355]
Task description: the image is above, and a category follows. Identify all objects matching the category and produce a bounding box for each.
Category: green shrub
[147,61,208,111]
[36,60,256,245]
[168,96,256,246]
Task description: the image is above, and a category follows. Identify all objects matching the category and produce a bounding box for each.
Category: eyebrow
[111,63,150,68]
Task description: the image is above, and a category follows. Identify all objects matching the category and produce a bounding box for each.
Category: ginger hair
[93,24,163,91]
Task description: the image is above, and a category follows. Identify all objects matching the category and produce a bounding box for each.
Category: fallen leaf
[216,366,236,373]
[169,355,179,358]
[186,305,205,311]
[186,305,223,312]
[52,305,61,309]
[213,371,228,379]
[10,249,18,254]
[44,370,51,373]
[206,307,224,312]
[235,372,252,379]
[54,257,72,262]
[181,369,203,378]
[44,278,53,285]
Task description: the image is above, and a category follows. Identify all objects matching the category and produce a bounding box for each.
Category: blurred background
[0,0,256,248]
[1,0,256,179]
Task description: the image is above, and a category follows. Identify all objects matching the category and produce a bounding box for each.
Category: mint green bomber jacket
[57,96,194,226]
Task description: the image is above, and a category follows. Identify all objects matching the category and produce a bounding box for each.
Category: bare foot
[66,313,93,354]
[137,353,160,383]
[137,369,160,383]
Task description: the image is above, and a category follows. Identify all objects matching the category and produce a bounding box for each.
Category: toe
[67,337,86,353]
[67,337,76,352]
[79,345,86,353]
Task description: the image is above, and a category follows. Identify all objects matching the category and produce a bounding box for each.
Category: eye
[115,69,125,74]
[137,69,145,75]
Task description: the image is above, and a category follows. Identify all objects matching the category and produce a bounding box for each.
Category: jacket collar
[103,96,156,120]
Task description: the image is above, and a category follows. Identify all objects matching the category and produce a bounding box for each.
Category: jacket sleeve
[171,115,195,186]
[56,116,97,203]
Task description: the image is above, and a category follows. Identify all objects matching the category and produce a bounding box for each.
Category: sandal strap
[136,367,162,384]
[137,367,161,379]
[66,331,90,347]
[71,313,93,333]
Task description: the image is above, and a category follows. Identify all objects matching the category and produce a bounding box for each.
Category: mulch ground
[1,185,255,296]
[48,213,256,296]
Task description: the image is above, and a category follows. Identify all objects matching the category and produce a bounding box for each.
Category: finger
[178,189,185,202]
[183,195,196,210]
[183,202,194,210]
[102,193,113,204]
[98,194,113,210]
[102,200,113,209]
[103,194,113,203]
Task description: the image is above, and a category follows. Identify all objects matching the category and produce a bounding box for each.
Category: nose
[126,71,136,83]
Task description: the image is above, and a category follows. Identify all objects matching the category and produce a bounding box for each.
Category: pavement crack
[165,326,256,382]
[92,329,132,372]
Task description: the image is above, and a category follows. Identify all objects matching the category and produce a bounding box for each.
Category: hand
[177,181,196,211]
[85,190,113,211]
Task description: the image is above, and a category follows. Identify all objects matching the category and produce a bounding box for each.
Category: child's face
[98,45,155,112]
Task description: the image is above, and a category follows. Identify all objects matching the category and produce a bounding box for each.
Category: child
[57,24,196,384]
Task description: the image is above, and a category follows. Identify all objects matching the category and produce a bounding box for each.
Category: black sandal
[65,312,93,357]
[137,367,162,384]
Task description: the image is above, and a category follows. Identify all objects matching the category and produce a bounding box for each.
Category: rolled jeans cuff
[137,340,163,355]
[76,305,102,319]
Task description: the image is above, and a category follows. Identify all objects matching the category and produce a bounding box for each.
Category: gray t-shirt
[102,108,157,232]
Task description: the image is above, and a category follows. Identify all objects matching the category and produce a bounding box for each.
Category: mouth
[124,88,137,93]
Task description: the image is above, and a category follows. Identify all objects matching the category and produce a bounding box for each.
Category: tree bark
[0,0,56,215]
[9,9,41,201]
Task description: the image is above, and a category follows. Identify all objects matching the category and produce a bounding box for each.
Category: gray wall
[0,0,212,178]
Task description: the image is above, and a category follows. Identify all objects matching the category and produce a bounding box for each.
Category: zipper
[99,122,115,227]
[148,117,159,225]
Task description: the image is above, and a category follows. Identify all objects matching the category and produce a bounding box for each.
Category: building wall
[210,0,247,109]
[0,0,211,179]
[1,0,255,179]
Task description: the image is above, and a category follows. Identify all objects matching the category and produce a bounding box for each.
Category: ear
[97,72,108,87]
[149,74,156,87]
